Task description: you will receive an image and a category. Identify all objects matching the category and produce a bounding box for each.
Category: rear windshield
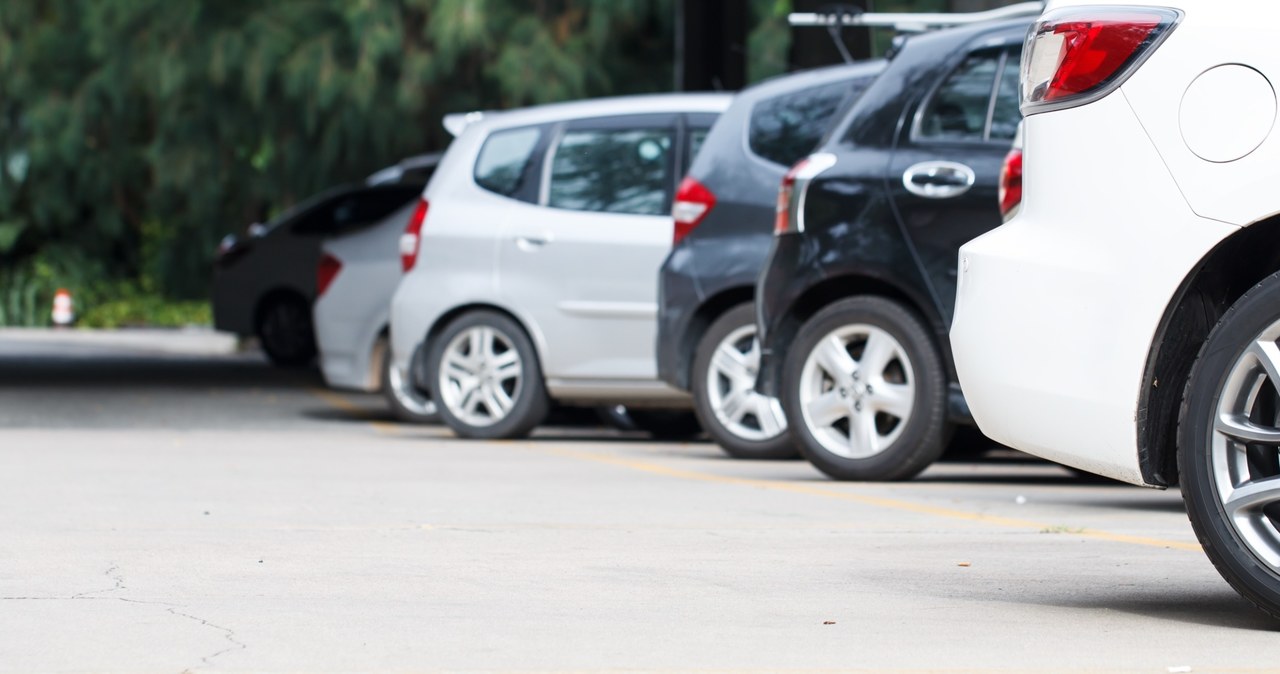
[748,77,875,167]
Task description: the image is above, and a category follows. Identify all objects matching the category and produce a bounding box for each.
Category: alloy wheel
[797,324,915,459]
[705,324,787,441]
[437,326,522,427]
[1210,322,1280,571]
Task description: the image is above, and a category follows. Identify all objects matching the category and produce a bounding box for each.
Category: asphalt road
[1,330,1276,673]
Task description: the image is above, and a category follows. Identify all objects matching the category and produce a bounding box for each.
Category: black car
[657,61,885,460]
[212,156,437,366]
[756,18,1028,481]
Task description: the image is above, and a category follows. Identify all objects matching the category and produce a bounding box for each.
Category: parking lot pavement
[2,333,1278,673]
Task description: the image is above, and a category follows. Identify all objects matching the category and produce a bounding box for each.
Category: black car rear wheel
[257,295,317,367]
[1179,272,1280,619]
[692,303,797,459]
[781,296,947,481]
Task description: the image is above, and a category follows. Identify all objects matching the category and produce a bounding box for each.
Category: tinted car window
[292,186,421,235]
[475,127,542,197]
[749,80,860,167]
[989,51,1022,141]
[547,128,673,216]
[917,50,1001,141]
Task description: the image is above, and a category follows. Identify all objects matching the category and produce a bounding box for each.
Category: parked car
[213,182,426,366]
[952,0,1280,617]
[313,155,443,422]
[755,17,1029,481]
[390,93,731,439]
[657,61,886,460]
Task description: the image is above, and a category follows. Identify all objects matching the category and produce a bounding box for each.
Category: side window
[917,50,1002,141]
[475,127,543,198]
[547,128,673,216]
[749,80,857,167]
[988,50,1023,141]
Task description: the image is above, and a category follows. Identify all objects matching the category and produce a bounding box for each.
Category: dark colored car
[756,18,1028,481]
[657,62,885,460]
[212,179,430,367]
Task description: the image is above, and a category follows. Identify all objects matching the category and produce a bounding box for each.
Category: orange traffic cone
[51,288,75,327]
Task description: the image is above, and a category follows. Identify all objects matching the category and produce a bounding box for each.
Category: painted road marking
[533,444,1203,553]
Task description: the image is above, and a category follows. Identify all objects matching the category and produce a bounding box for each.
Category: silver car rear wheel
[438,326,523,428]
[429,310,550,439]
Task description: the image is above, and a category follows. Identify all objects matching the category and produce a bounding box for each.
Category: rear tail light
[775,153,838,235]
[399,198,429,272]
[316,253,342,298]
[998,147,1023,219]
[672,177,716,245]
[1022,6,1180,113]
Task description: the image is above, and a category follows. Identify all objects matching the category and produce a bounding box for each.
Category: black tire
[691,303,798,459]
[1179,272,1280,619]
[257,295,317,367]
[780,296,948,481]
[377,335,440,424]
[427,310,549,439]
[627,409,703,441]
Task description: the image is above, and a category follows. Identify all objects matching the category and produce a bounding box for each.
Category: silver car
[390,93,731,439]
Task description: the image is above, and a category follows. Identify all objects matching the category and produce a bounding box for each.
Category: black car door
[886,42,1022,324]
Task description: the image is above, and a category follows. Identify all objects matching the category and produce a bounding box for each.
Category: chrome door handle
[514,235,552,252]
[902,161,976,199]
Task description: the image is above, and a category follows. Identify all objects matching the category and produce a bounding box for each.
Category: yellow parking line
[535,445,1203,553]
[307,387,400,436]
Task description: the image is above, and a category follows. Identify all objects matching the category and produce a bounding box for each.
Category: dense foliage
[2,0,794,325]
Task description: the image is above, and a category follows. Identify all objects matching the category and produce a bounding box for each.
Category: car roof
[735,61,887,105]
[453,92,734,135]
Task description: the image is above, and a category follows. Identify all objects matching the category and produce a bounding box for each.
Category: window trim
[908,43,1021,147]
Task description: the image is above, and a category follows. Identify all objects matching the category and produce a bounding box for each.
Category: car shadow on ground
[1046,587,1279,632]
[0,352,323,390]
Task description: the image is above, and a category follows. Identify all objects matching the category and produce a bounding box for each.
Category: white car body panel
[951,0,1277,484]
[390,94,732,405]
[313,203,416,391]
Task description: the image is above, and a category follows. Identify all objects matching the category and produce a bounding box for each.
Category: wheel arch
[764,272,944,394]
[1139,215,1280,487]
[422,302,547,373]
[672,285,756,391]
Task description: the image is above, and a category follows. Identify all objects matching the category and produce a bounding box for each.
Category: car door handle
[903,161,976,199]
[513,235,552,252]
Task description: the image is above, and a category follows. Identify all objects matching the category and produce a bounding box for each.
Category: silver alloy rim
[437,326,522,427]
[387,359,438,418]
[1211,321,1280,571]
[705,324,787,441]
[797,324,914,459]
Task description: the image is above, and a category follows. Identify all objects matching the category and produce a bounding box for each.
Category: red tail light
[400,198,429,272]
[672,177,716,245]
[774,160,806,235]
[1022,7,1180,112]
[998,147,1023,218]
[316,253,342,298]
[775,153,837,235]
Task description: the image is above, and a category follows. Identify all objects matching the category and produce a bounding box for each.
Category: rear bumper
[754,234,806,397]
[950,96,1236,485]
[656,251,701,391]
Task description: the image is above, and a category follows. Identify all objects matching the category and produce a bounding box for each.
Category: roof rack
[789,2,1044,33]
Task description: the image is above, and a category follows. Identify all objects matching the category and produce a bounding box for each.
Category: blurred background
[0,0,1017,329]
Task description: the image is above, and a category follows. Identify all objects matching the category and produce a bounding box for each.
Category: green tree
[0,0,676,321]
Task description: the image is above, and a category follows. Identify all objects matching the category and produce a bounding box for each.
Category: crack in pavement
[4,565,247,671]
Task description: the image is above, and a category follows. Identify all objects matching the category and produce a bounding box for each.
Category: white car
[313,154,442,423]
[390,94,731,439]
[952,0,1280,617]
